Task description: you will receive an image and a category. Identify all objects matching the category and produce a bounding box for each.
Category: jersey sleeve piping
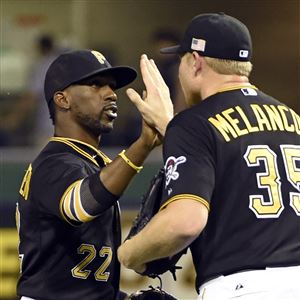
[59,180,82,226]
[59,175,120,226]
[59,179,98,225]
[159,194,210,211]
[72,180,95,222]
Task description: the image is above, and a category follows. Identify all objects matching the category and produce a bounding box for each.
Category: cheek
[73,92,103,114]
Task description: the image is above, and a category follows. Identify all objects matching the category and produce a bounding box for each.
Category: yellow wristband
[118,150,143,173]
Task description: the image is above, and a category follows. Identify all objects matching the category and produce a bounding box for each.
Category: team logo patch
[164,156,187,187]
[91,50,106,64]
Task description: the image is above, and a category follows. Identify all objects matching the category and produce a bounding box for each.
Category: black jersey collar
[216,84,257,94]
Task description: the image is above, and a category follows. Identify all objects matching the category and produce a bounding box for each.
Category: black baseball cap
[44,49,137,103]
[160,13,252,62]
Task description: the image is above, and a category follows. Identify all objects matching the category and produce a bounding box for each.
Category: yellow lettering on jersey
[263,105,285,131]
[280,145,300,215]
[235,106,259,133]
[72,244,112,281]
[95,246,112,281]
[72,244,96,279]
[209,105,300,142]
[208,114,237,142]
[290,109,300,135]
[19,164,32,200]
[91,51,106,64]
[250,104,272,131]
[222,108,249,137]
[278,105,295,132]
[244,146,284,218]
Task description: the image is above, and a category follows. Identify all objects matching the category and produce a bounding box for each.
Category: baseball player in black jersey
[118,13,300,299]
[16,50,173,300]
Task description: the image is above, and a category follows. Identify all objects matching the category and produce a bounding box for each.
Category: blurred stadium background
[0,0,299,299]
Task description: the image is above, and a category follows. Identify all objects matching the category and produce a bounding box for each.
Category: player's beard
[75,110,114,137]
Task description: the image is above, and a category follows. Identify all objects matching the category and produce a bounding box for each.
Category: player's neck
[54,123,101,148]
[201,74,251,100]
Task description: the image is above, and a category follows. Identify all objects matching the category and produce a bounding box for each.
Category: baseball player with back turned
[118,13,300,299]
[16,50,173,300]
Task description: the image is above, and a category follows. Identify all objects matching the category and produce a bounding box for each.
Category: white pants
[198,265,300,300]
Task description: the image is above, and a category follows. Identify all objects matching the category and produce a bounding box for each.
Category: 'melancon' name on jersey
[209,104,300,142]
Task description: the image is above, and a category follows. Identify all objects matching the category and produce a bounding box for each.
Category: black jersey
[16,137,121,300]
[160,86,300,289]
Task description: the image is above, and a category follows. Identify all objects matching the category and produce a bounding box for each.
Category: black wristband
[88,173,120,211]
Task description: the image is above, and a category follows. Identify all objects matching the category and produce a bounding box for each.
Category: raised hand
[126,54,174,137]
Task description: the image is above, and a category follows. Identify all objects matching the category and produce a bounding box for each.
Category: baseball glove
[128,286,177,300]
[126,168,187,280]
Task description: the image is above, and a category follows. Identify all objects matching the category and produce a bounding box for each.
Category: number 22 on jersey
[72,244,112,281]
[244,145,300,218]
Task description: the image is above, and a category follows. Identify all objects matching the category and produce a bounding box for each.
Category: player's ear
[192,51,203,75]
[53,91,70,110]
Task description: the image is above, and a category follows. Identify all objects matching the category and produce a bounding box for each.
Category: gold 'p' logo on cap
[91,50,106,64]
